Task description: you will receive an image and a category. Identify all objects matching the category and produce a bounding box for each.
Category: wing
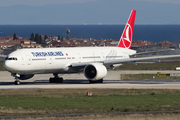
[130,49,175,56]
[104,55,180,64]
[69,62,101,72]
[69,54,180,71]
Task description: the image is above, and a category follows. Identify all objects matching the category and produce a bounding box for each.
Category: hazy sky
[0,0,179,6]
[0,0,179,24]
[0,0,96,6]
[132,0,180,4]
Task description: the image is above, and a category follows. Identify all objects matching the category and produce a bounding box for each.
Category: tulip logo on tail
[121,23,132,49]
[117,10,136,49]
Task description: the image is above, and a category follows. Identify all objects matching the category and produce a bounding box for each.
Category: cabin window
[82,56,100,59]
[55,58,66,60]
[106,56,123,58]
[32,58,46,61]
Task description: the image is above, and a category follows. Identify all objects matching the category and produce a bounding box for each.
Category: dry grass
[1,113,180,120]
[0,88,177,97]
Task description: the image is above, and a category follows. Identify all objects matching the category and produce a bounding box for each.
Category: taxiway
[0,70,180,89]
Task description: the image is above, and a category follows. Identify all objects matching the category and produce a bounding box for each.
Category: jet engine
[84,63,107,81]
[16,74,34,80]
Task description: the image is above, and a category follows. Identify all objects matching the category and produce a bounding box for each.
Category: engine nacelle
[17,74,34,80]
[84,63,107,81]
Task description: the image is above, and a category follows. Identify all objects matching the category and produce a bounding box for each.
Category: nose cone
[3,60,16,72]
[4,60,10,71]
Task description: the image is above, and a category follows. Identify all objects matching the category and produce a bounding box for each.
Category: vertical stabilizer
[117,10,136,49]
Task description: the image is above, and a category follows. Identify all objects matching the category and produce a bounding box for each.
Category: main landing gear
[89,79,103,83]
[49,74,64,83]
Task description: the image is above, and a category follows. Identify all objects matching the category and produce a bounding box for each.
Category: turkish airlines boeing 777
[1,10,180,85]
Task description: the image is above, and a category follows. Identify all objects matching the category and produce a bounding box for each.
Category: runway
[1,70,180,89]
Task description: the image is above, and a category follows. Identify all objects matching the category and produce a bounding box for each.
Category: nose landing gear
[12,73,21,85]
[14,79,20,85]
[14,75,20,85]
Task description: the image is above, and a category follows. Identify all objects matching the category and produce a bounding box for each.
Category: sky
[0,0,96,6]
[132,0,180,4]
[0,0,179,25]
[0,0,180,6]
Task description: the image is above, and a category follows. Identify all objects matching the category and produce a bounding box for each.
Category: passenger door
[26,55,31,65]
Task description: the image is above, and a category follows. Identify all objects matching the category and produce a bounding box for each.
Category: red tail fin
[117,10,136,49]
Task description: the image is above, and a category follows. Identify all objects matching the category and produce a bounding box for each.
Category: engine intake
[84,63,107,80]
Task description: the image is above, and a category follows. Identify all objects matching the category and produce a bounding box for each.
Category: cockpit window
[5,57,18,61]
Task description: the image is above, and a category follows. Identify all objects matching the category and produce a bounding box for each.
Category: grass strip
[0,62,5,71]
[121,74,180,80]
[0,89,180,116]
[117,63,180,70]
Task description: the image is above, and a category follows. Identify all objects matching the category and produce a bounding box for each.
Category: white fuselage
[4,47,136,75]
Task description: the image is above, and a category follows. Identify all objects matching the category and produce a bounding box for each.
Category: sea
[0,25,180,43]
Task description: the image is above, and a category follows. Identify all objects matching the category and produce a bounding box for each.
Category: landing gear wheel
[89,80,95,83]
[14,80,20,85]
[49,77,63,83]
[57,77,63,83]
[49,78,54,83]
[99,79,103,83]
[89,79,103,84]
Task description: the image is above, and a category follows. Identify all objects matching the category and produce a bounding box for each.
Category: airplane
[1,10,180,85]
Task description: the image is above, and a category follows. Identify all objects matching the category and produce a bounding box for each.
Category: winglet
[117,10,136,49]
